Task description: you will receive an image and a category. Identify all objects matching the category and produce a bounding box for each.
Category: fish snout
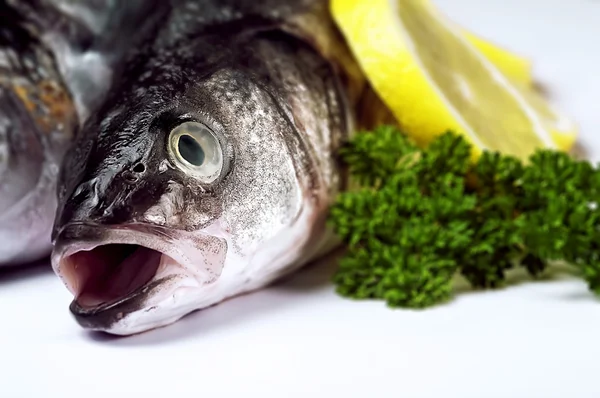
[54,162,164,237]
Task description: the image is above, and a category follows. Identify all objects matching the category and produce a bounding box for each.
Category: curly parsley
[328,125,600,308]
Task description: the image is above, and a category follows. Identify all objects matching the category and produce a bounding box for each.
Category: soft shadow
[532,79,554,99]
[272,246,346,292]
[452,260,579,296]
[562,290,599,302]
[0,257,53,286]
[81,248,346,347]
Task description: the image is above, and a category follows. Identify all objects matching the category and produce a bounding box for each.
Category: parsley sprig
[328,125,600,308]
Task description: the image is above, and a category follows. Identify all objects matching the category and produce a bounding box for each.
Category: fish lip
[52,221,176,250]
[52,221,194,282]
[68,275,178,331]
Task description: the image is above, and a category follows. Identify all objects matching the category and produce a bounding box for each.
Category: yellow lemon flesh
[419,0,533,86]
[462,30,532,87]
[331,0,577,160]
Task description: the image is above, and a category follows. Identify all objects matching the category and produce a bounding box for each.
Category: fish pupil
[178,134,205,166]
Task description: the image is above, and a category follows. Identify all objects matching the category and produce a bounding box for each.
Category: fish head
[51,47,331,335]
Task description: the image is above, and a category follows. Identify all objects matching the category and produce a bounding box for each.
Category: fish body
[0,0,167,266]
[51,0,374,335]
[0,1,78,265]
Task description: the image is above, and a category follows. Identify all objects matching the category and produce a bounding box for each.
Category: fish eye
[167,121,223,182]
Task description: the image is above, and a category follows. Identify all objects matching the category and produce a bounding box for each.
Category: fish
[50,0,382,335]
[0,0,168,266]
[0,0,79,265]
[14,0,173,122]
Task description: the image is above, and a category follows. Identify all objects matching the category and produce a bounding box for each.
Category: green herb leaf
[329,125,600,308]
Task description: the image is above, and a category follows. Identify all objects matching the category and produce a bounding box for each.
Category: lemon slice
[419,0,533,87]
[331,0,578,160]
[460,30,532,87]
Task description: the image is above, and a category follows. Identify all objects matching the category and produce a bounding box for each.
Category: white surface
[2,1,600,397]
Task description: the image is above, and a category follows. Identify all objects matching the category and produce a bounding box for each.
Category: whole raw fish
[51,0,378,335]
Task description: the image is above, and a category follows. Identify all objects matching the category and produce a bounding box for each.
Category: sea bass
[51,0,377,335]
[0,0,168,266]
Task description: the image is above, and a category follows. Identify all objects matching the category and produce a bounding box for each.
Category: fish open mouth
[56,241,188,331]
[52,224,228,332]
[60,244,164,309]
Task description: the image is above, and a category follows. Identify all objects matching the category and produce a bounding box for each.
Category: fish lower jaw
[52,232,226,334]
[94,259,289,336]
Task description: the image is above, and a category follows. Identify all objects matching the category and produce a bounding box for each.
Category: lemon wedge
[331,0,578,160]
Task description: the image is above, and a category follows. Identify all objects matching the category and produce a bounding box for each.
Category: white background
[2,0,600,397]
